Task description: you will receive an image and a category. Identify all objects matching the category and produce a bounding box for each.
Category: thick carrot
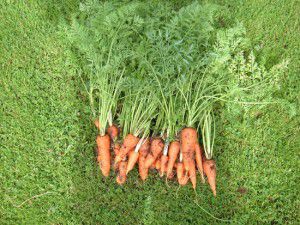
[166,141,180,178]
[203,158,217,196]
[160,155,168,177]
[180,127,198,171]
[107,124,119,141]
[145,138,164,168]
[138,138,150,181]
[114,134,139,165]
[195,143,205,183]
[116,160,127,185]
[96,135,111,177]
[126,151,139,174]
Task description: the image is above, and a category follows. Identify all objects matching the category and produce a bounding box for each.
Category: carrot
[160,155,168,177]
[150,161,156,169]
[116,160,127,185]
[155,158,161,170]
[112,143,121,170]
[114,134,139,165]
[145,138,164,168]
[138,138,150,180]
[177,162,188,185]
[107,124,119,141]
[203,158,217,196]
[180,127,198,171]
[96,134,111,177]
[195,143,205,183]
[188,160,197,189]
[126,151,139,174]
[166,141,180,178]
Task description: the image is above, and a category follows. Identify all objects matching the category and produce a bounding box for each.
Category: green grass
[1,0,299,224]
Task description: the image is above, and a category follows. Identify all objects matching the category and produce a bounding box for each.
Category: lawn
[0,0,299,224]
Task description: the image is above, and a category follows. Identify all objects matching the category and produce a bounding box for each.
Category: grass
[0,0,299,224]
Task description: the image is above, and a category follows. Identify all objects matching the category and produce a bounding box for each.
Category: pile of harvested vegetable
[69,1,285,197]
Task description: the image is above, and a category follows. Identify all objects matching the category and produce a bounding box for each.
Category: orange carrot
[166,141,180,178]
[126,151,139,174]
[203,158,217,196]
[160,155,168,177]
[116,160,127,185]
[188,160,197,189]
[114,134,139,165]
[145,138,164,168]
[180,127,198,171]
[138,139,150,180]
[155,158,161,170]
[195,143,205,183]
[177,162,188,185]
[107,124,119,141]
[96,135,111,177]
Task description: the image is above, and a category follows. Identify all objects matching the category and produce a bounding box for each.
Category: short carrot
[138,138,150,180]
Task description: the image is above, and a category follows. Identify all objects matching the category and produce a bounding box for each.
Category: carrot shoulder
[96,134,111,177]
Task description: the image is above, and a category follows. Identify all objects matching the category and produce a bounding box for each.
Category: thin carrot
[96,134,111,177]
[114,134,139,165]
[177,162,188,185]
[145,138,164,168]
[138,138,150,180]
[166,141,180,178]
[195,143,205,183]
[113,143,121,171]
[116,160,127,185]
[203,158,217,196]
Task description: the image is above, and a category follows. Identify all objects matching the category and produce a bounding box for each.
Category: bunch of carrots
[94,117,217,196]
[69,2,243,198]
